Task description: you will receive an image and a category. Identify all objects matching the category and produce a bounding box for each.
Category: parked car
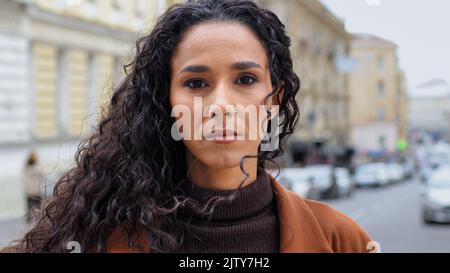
[354,163,390,187]
[419,161,450,183]
[422,144,450,174]
[277,168,317,199]
[335,167,355,197]
[420,166,436,183]
[302,165,339,199]
[272,166,351,200]
[386,163,406,183]
[427,150,450,169]
[415,142,450,183]
[401,159,415,179]
[421,167,450,224]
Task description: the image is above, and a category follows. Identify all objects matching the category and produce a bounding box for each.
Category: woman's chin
[184,141,259,169]
[201,154,243,169]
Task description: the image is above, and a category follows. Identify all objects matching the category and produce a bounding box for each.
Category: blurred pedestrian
[22,151,45,223]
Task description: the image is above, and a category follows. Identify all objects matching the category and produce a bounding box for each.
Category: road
[324,177,450,252]
[1,177,449,252]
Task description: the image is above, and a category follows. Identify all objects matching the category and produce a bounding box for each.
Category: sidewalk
[0,218,28,249]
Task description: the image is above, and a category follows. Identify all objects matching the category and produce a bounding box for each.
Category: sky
[319,0,450,97]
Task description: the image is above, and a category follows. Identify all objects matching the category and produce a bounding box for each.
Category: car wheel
[331,185,340,199]
[423,216,434,225]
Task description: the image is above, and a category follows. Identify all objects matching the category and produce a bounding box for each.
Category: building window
[112,0,122,11]
[33,43,61,139]
[378,135,386,150]
[84,0,98,17]
[378,110,385,122]
[66,50,89,137]
[111,0,125,24]
[134,0,146,18]
[378,80,385,95]
[377,56,384,70]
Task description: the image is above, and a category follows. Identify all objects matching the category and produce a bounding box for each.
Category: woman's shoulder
[278,186,375,253]
[304,198,371,237]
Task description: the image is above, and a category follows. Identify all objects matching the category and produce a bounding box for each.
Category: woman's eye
[186,79,208,89]
[237,76,256,85]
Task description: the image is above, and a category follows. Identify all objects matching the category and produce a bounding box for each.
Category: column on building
[0,33,30,143]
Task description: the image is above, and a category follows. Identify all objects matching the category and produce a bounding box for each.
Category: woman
[22,151,45,223]
[6,0,373,253]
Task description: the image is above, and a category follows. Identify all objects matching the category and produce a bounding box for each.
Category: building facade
[257,0,352,165]
[348,34,408,157]
[409,92,450,142]
[0,0,177,219]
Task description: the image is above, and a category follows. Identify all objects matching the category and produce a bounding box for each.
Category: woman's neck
[186,154,258,190]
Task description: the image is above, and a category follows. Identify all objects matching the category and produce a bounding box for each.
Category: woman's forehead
[171,22,268,70]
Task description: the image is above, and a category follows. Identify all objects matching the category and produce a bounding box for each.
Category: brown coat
[106,172,374,253]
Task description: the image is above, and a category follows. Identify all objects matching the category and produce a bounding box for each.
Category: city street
[325,178,450,253]
[1,0,450,257]
[2,176,450,252]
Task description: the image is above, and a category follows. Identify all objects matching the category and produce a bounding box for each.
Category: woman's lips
[205,129,243,143]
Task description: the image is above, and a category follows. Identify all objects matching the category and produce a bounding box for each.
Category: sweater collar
[180,167,274,221]
[105,169,335,253]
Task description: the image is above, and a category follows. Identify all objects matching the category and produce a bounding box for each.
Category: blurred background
[0,0,449,252]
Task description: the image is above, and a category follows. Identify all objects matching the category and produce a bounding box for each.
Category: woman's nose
[205,82,234,118]
[210,81,231,106]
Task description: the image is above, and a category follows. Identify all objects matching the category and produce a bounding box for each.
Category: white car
[302,165,339,199]
[386,163,406,183]
[422,167,450,223]
[354,163,390,187]
[277,168,315,199]
[335,168,354,197]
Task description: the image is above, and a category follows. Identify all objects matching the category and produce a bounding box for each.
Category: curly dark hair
[6,0,300,253]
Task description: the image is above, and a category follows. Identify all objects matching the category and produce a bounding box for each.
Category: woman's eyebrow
[179,64,210,74]
[178,61,263,75]
[231,61,263,71]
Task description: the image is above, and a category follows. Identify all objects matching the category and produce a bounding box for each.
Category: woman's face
[170,22,278,169]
